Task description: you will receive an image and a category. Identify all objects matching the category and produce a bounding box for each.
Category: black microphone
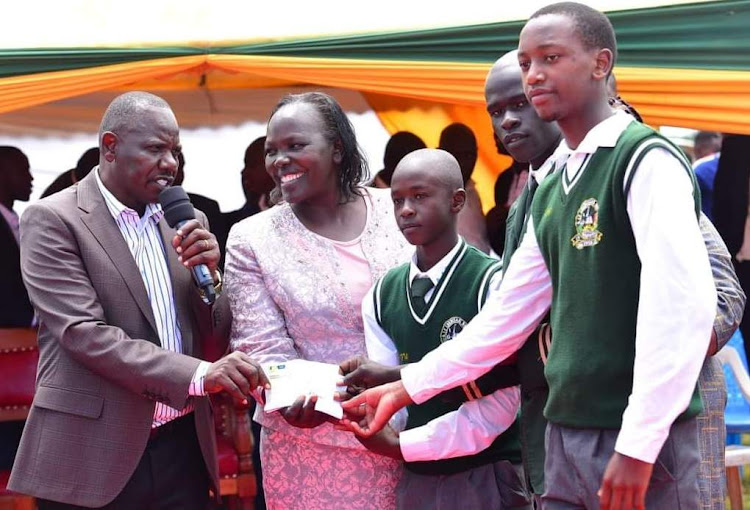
[159,186,216,305]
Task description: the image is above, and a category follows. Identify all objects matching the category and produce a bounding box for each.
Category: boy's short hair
[530,2,618,67]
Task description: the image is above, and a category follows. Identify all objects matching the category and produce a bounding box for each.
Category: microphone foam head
[159,186,195,228]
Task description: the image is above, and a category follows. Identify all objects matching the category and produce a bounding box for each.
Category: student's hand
[354,425,404,461]
[340,381,413,437]
[172,219,221,281]
[280,395,330,429]
[204,352,270,405]
[598,452,653,510]
[337,356,401,401]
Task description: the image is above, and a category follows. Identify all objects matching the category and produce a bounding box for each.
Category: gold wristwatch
[198,269,223,302]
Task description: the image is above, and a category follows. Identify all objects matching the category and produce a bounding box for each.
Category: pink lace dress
[225,188,409,510]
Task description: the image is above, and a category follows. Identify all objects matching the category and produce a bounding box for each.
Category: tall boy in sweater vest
[492,50,744,509]
[346,148,531,509]
[343,3,716,509]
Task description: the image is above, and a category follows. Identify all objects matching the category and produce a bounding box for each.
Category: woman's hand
[280,395,330,429]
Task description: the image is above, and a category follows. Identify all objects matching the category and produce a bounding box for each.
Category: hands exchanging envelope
[259,357,415,436]
[340,380,414,436]
[263,359,346,420]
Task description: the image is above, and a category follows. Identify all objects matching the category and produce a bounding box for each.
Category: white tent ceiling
[3,0,715,49]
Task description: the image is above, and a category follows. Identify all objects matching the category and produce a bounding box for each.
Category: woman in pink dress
[225,92,408,509]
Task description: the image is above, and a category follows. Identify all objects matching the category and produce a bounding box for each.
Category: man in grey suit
[9,92,267,509]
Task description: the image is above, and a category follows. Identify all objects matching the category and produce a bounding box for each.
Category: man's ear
[102,132,118,162]
[451,188,467,213]
[592,48,614,81]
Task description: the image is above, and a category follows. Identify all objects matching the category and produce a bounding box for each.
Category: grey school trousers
[396,460,532,510]
[542,419,700,509]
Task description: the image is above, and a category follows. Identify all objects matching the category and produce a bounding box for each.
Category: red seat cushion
[0,469,10,495]
[0,349,37,406]
[216,435,239,478]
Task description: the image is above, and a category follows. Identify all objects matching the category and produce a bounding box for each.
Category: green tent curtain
[0,46,201,79]
[222,0,750,69]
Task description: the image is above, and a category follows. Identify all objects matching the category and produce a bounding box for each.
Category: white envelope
[262,359,344,419]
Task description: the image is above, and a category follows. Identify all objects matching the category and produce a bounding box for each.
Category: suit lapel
[158,219,194,356]
[77,174,160,340]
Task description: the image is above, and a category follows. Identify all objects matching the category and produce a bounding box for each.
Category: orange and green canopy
[2,0,748,208]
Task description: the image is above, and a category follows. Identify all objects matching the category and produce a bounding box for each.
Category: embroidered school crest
[440,316,467,343]
[571,198,603,249]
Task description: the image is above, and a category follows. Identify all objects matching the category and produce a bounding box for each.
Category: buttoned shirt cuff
[614,423,667,464]
[400,427,438,462]
[189,361,211,396]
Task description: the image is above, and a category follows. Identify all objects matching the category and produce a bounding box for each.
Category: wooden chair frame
[0,328,37,510]
[213,394,257,510]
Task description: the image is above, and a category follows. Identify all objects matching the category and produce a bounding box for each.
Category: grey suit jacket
[9,172,230,507]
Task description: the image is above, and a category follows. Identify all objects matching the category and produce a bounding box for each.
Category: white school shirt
[362,238,521,462]
[95,169,209,428]
[0,202,20,244]
[400,111,716,464]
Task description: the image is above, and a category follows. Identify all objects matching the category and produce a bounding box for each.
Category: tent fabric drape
[0,0,747,134]
[0,56,206,114]
[3,53,747,136]
[219,0,750,70]
[0,53,748,211]
[2,0,748,77]
[0,46,204,79]
[1,0,749,210]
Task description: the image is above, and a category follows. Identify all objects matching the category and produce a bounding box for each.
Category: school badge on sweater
[440,316,467,343]
[571,198,603,249]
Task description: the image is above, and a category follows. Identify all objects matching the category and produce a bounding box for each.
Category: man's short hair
[98,92,171,140]
[694,131,722,158]
[438,123,477,151]
[694,131,721,146]
[245,136,266,163]
[0,146,25,171]
[530,2,618,66]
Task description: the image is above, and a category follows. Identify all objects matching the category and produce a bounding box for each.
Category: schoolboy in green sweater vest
[343,4,717,509]
[485,50,561,506]
[487,49,745,510]
[344,148,531,509]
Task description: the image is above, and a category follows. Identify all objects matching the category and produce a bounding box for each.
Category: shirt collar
[0,203,19,243]
[95,167,163,224]
[530,156,557,185]
[554,110,634,158]
[408,238,464,287]
[0,202,17,221]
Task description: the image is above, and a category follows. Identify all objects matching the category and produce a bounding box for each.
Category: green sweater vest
[503,179,550,494]
[375,241,522,474]
[530,121,703,429]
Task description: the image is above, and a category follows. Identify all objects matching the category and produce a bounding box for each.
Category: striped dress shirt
[95,169,206,428]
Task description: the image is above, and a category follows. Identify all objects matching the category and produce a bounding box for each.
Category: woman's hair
[269,92,367,202]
